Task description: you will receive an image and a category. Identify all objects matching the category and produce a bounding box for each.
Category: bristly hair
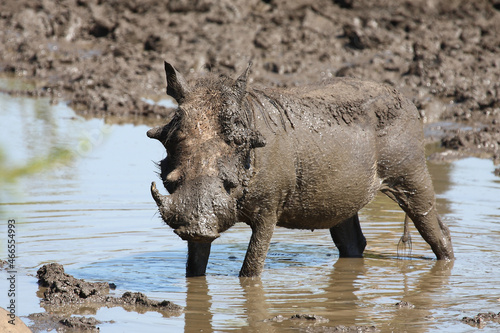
[192,75,236,101]
[153,160,162,178]
[165,71,270,150]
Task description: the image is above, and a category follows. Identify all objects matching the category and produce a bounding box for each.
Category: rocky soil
[1,0,499,170]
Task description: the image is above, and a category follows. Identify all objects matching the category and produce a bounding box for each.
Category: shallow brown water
[1,91,499,332]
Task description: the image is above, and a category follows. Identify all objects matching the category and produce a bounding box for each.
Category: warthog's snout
[173,225,220,243]
[151,181,223,243]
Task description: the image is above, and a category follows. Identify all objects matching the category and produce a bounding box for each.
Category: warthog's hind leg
[382,170,454,261]
[330,213,367,258]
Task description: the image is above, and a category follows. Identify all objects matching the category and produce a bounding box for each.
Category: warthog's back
[249,77,418,134]
[244,78,422,230]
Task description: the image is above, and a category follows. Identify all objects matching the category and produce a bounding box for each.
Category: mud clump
[441,126,500,160]
[37,263,181,312]
[462,312,500,328]
[266,314,330,323]
[37,262,110,305]
[28,312,100,333]
[31,263,182,332]
[395,301,415,309]
[59,316,101,331]
[303,326,378,333]
[265,314,378,332]
[33,313,101,332]
[119,291,182,310]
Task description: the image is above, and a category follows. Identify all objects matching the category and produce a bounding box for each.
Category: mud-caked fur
[148,61,454,277]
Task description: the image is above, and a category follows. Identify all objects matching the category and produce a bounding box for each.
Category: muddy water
[1,91,499,332]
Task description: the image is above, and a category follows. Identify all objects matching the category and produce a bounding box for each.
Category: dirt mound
[30,263,182,332]
[37,263,181,311]
[37,262,110,305]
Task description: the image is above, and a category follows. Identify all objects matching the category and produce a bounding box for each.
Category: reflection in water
[324,258,366,326]
[240,277,273,333]
[379,260,454,333]
[0,91,499,332]
[180,258,454,332]
[184,277,213,332]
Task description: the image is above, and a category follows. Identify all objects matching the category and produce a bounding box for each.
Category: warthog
[148,61,454,277]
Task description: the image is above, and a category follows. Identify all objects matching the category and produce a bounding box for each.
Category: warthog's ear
[164,61,190,104]
[233,61,252,102]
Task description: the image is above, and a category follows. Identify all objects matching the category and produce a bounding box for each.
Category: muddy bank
[0,0,499,167]
[28,263,182,332]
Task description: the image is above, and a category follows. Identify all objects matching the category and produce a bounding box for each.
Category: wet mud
[28,263,182,332]
[462,312,500,329]
[27,313,101,333]
[265,314,378,332]
[0,0,499,171]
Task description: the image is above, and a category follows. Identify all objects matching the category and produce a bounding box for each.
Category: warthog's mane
[186,75,272,150]
[190,74,296,133]
[163,72,299,153]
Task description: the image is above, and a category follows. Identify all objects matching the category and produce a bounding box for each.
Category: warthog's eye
[168,129,186,145]
[223,178,237,195]
[233,136,244,146]
[219,161,239,195]
[223,181,232,195]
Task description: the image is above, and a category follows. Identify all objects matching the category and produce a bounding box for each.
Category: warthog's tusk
[150,181,171,208]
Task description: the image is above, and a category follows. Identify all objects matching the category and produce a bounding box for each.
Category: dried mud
[0,0,499,171]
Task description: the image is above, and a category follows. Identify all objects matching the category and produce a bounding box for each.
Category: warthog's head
[148,61,266,243]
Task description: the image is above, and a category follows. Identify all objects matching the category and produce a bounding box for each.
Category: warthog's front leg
[186,241,212,277]
[240,214,276,277]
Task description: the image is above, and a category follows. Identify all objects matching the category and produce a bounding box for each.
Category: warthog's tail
[397,214,412,258]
